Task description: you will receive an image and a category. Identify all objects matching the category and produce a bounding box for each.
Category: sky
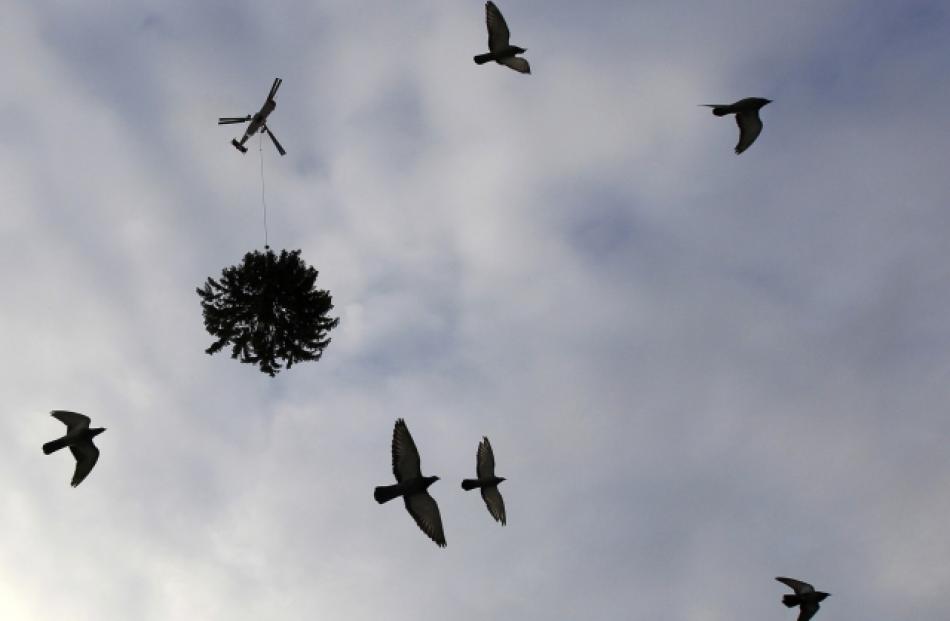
[1,0,950,619]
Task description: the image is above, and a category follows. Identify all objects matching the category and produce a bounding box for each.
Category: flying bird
[703,97,772,154]
[461,436,507,525]
[776,577,831,621]
[374,419,446,547]
[474,1,531,74]
[42,410,105,487]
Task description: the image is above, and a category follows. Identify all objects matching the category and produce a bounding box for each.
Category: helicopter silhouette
[218,78,286,156]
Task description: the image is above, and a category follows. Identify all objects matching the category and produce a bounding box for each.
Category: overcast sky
[2,1,949,619]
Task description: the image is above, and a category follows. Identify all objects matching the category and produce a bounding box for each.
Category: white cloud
[1,1,949,619]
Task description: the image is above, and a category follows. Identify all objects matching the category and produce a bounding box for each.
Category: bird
[776,577,831,621]
[473,1,531,74]
[702,97,772,154]
[42,410,105,487]
[374,419,446,547]
[461,436,507,525]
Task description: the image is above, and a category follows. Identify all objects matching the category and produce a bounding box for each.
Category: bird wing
[480,485,507,525]
[476,436,496,478]
[734,110,763,154]
[797,602,820,621]
[404,492,446,547]
[485,1,511,51]
[51,410,90,433]
[499,57,531,74]
[776,577,815,594]
[69,441,99,487]
[391,418,422,482]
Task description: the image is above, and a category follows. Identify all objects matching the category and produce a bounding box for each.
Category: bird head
[91,427,106,436]
[816,592,831,601]
[757,98,773,108]
[497,477,507,483]
[423,475,440,489]
[513,46,527,54]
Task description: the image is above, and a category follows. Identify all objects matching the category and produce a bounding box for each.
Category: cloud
[1,1,949,619]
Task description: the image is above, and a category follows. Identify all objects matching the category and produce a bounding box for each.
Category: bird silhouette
[473,1,530,74]
[776,577,830,621]
[43,410,105,487]
[461,436,507,525]
[703,97,772,154]
[374,419,446,547]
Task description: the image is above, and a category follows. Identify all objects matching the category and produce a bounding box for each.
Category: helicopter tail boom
[218,116,252,125]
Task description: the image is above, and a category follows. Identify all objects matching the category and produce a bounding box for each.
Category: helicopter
[218,78,286,156]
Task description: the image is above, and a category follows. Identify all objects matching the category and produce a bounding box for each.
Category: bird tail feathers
[461,479,479,491]
[43,438,68,454]
[782,595,800,608]
[473,53,494,65]
[374,485,400,504]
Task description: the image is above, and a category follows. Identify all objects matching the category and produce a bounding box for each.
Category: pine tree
[197,249,339,376]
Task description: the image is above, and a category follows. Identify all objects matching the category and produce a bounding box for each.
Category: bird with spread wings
[42,410,105,487]
[461,436,507,525]
[776,576,831,621]
[473,1,531,74]
[374,419,446,547]
[703,97,772,154]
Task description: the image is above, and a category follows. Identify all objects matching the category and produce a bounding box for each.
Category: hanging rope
[259,132,270,250]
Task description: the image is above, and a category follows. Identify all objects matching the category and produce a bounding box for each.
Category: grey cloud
[1,0,949,620]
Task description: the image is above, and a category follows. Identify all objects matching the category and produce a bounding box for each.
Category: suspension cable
[258,132,269,250]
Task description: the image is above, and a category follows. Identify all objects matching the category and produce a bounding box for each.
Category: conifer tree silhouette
[197,248,339,376]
